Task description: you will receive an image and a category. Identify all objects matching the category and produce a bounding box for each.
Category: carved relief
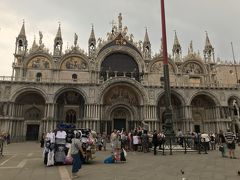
[150,61,174,73]
[149,90,155,99]
[104,86,138,105]
[89,88,95,98]
[182,62,203,75]
[27,56,51,69]
[4,86,11,98]
[61,56,88,70]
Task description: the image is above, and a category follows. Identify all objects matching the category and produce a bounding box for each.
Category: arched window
[36,72,42,82]
[72,74,77,81]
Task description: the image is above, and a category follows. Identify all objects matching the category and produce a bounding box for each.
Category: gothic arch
[96,46,145,72]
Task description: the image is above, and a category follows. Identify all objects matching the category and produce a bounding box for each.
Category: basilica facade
[0,14,240,141]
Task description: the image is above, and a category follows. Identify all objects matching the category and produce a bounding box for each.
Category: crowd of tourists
[39,125,239,178]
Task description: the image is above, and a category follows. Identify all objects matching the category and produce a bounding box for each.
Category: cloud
[0,0,240,75]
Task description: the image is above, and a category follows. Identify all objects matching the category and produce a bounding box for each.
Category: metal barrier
[158,136,203,155]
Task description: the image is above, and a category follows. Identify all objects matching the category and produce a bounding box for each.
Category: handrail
[0,75,239,88]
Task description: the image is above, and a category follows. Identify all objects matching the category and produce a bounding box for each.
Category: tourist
[102,132,107,151]
[177,129,184,147]
[71,132,85,179]
[224,128,237,159]
[209,132,216,150]
[218,130,227,157]
[201,132,210,153]
[152,130,158,155]
[40,133,45,148]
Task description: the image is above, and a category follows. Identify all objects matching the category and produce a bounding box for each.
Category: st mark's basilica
[0,13,240,141]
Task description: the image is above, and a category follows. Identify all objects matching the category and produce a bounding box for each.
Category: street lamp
[160,0,174,137]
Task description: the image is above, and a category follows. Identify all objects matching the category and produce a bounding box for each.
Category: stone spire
[19,21,26,37]
[29,35,38,53]
[203,31,215,63]
[15,20,28,55]
[143,28,151,59]
[53,23,63,56]
[172,31,182,61]
[32,36,37,48]
[88,25,96,57]
[88,25,96,45]
[144,28,150,43]
[55,23,62,39]
[188,40,194,54]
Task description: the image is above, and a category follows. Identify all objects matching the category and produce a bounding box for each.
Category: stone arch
[96,46,145,72]
[189,92,218,133]
[53,87,87,104]
[97,77,148,105]
[149,57,178,74]
[156,90,186,106]
[227,95,240,105]
[181,59,207,75]
[156,91,185,130]
[188,91,220,106]
[54,87,86,122]
[11,87,48,103]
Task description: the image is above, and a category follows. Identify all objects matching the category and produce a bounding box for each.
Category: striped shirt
[224,131,235,144]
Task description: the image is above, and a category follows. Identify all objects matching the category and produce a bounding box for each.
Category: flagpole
[160,0,173,138]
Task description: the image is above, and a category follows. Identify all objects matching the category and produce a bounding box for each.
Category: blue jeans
[71,153,82,173]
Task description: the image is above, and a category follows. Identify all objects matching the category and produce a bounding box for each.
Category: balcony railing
[0,75,239,89]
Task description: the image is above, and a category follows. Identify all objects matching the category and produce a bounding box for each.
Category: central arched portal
[101,84,142,134]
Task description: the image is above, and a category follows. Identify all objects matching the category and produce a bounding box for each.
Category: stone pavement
[0,142,240,180]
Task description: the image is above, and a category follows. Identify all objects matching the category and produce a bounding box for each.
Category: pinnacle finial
[89,24,96,43]
[144,27,150,43]
[55,22,62,39]
[205,31,212,47]
[173,30,180,46]
[19,20,26,37]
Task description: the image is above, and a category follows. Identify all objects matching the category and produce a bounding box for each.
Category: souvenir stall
[43,123,96,166]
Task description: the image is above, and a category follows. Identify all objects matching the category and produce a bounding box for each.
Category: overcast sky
[0,0,240,76]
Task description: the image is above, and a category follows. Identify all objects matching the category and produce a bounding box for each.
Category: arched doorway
[111,107,131,131]
[55,90,85,124]
[191,94,216,133]
[101,84,141,134]
[157,93,183,132]
[15,91,46,141]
